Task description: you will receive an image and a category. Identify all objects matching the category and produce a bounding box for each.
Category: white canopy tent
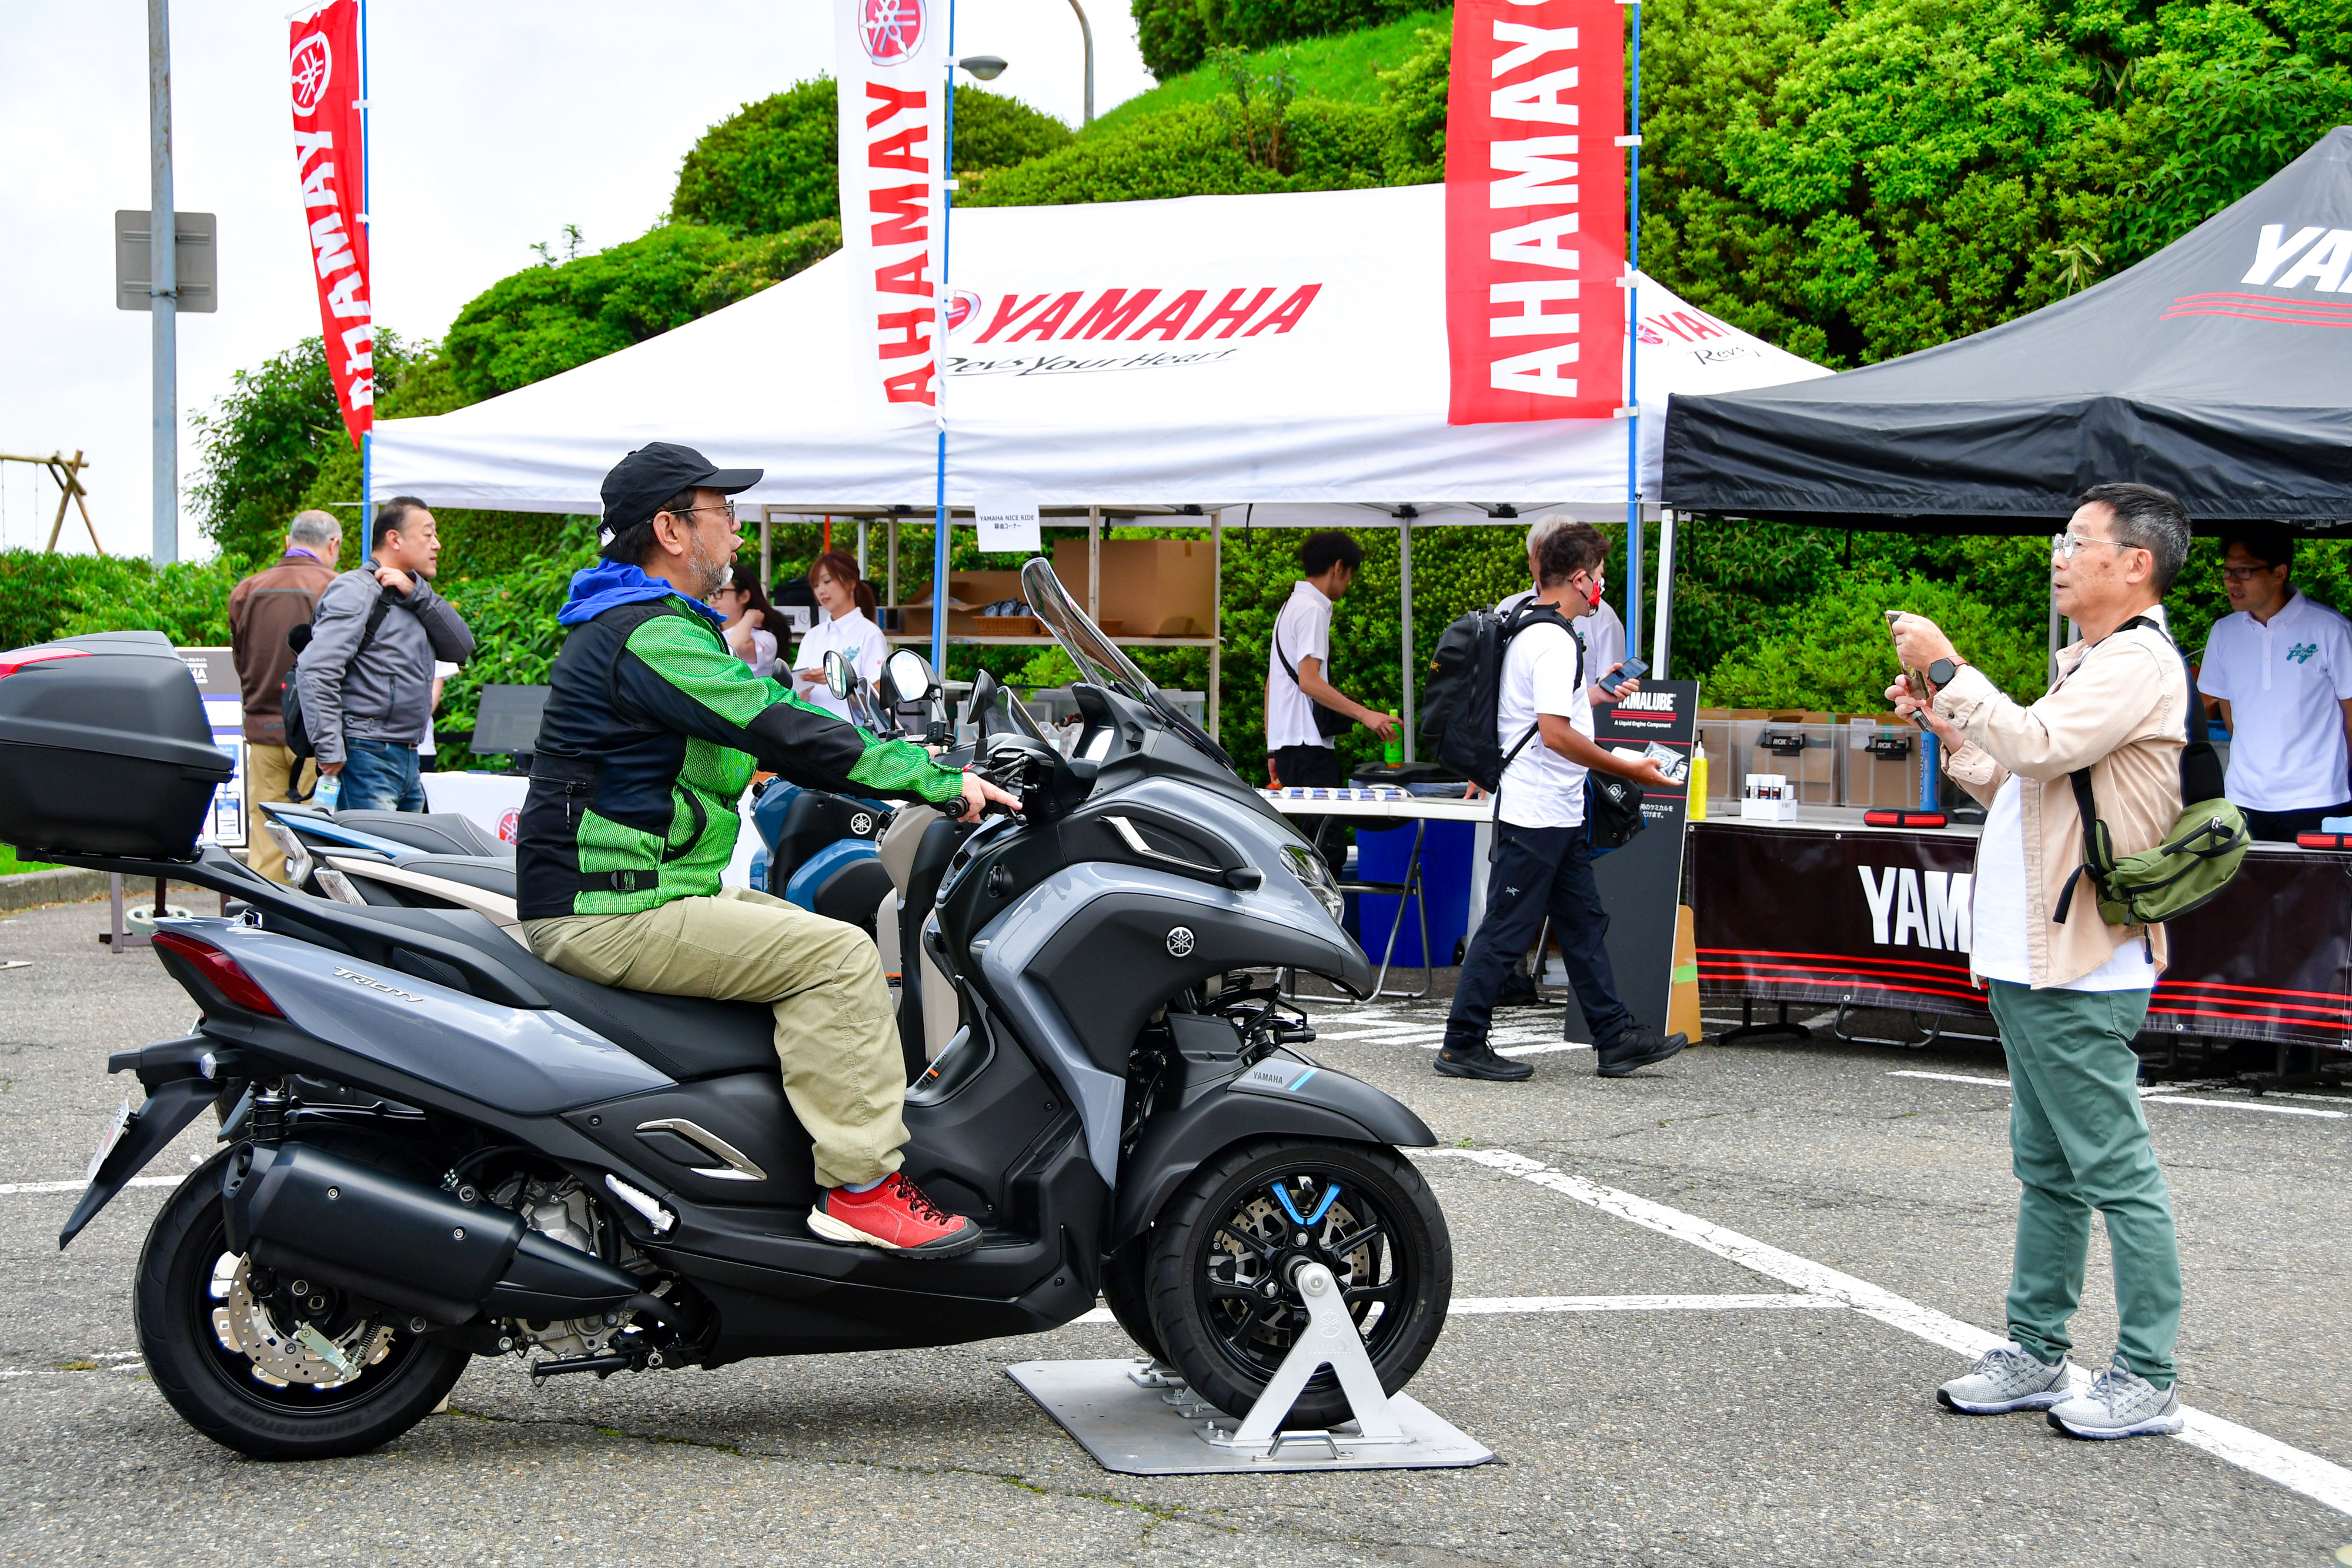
[373,183,1826,744]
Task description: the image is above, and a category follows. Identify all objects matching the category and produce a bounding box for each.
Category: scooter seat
[333,810,513,860]
[323,905,780,1081]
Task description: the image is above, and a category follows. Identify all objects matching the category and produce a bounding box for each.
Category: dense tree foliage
[965,99,1391,205]
[670,81,1074,236]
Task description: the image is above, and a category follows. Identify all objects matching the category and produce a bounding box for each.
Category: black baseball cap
[599,442,763,536]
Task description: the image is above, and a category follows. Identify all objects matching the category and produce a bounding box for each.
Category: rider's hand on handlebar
[954,771,1024,822]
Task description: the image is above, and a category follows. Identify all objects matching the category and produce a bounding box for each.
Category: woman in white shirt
[793,550,889,721]
[711,563,779,679]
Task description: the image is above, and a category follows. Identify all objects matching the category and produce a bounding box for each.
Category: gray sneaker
[1936,1343,2072,1414]
[2046,1365,2184,1440]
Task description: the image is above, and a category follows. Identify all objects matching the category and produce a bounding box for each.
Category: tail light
[0,647,89,679]
[151,930,284,1018]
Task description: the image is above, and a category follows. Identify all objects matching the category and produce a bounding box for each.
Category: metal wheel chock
[1197,1259,1408,1456]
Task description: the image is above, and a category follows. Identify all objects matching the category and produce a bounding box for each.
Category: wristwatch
[1927,656,1966,688]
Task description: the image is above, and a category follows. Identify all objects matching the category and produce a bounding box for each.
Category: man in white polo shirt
[2196,522,2352,841]
[1265,530,1399,872]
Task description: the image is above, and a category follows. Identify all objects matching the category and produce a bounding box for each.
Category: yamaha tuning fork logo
[860,0,924,65]
[289,32,332,117]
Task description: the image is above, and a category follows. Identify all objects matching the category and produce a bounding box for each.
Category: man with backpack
[1433,517,1685,1082]
[1893,483,2216,1441]
[294,497,475,813]
[1265,530,1399,873]
[228,510,342,881]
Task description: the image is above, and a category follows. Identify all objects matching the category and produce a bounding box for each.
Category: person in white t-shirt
[1438,518,1683,1084]
[1264,531,1399,872]
[2194,522,2352,841]
[1498,589,1633,707]
[713,563,780,680]
[792,550,890,722]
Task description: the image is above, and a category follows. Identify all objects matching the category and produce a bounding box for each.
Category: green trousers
[1986,979,2180,1387]
[524,887,906,1192]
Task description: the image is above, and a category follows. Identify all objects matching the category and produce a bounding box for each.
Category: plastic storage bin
[0,632,234,858]
[1731,712,1839,804]
[1839,715,1922,808]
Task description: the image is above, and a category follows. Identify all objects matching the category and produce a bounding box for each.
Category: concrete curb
[0,867,112,912]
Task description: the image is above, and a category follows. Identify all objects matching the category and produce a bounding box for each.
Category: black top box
[0,631,234,860]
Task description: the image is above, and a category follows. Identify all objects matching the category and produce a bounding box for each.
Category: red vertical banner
[288,1,374,447]
[836,0,948,422]
[1444,0,1625,424]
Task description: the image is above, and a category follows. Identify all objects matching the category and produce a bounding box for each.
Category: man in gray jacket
[295,496,475,812]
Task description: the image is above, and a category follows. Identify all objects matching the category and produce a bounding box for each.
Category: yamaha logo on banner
[837,0,948,418]
[1441,0,1626,424]
[287,0,373,446]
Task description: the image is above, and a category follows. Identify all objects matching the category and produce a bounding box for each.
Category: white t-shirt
[1501,591,1625,692]
[736,627,778,680]
[1495,619,1592,830]
[2196,590,2352,811]
[417,659,462,758]
[1970,775,2157,991]
[793,607,889,720]
[1266,580,1335,751]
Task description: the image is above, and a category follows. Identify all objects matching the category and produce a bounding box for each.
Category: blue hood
[558,560,725,628]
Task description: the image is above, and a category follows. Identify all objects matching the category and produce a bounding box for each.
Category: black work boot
[1435,1040,1535,1081]
[1595,1027,1689,1078]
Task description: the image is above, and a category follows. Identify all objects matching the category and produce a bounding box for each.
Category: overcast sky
[0,1,1154,560]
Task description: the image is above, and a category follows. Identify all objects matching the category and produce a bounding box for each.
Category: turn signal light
[0,647,88,680]
[151,930,285,1018]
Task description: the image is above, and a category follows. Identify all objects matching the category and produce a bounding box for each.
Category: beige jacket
[1934,607,2187,988]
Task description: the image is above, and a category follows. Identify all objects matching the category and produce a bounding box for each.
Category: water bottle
[1383,738,1402,768]
[314,771,340,812]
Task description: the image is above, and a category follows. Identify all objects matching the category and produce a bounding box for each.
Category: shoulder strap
[1272,618,1301,687]
[351,586,397,667]
[2053,614,2207,925]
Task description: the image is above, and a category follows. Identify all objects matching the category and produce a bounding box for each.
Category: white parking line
[1888,1071,2348,1119]
[1071,1292,1842,1327]
[0,1176,176,1197]
[1421,1146,2352,1518]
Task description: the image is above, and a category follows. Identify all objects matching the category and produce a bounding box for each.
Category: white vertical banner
[974,492,1041,554]
[836,0,948,422]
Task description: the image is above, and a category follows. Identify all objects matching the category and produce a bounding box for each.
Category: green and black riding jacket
[515,593,964,920]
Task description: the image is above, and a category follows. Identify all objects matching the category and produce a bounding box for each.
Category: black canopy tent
[1656,126,2352,540]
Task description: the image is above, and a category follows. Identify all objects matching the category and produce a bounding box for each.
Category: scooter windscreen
[1020,557,1234,771]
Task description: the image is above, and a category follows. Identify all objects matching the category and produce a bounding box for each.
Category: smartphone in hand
[1601,656,1649,696]
[1884,611,1932,725]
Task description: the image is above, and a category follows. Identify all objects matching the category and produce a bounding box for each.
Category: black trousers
[1271,743,1348,875]
[1446,821,1631,1052]
[2241,798,2352,843]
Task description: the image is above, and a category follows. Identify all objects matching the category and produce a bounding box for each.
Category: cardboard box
[1839,713,1922,809]
[898,569,1030,639]
[1051,538,1216,637]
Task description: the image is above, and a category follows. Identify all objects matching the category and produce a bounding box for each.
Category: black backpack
[281,585,398,767]
[1421,599,1578,791]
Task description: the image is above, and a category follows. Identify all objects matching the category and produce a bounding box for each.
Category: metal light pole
[1065,0,1094,125]
[148,0,178,564]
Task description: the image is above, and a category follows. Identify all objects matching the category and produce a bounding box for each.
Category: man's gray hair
[287,509,341,549]
[1525,511,1579,557]
[2080,483,2190,590]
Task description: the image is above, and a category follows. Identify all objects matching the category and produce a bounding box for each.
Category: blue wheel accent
[1305,1182,1342,1226]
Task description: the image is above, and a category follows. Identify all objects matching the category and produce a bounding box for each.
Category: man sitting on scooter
[516,443,1020,1259]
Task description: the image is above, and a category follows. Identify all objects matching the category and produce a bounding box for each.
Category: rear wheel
[135,1152,467,1460]
[1144,1139,1449,1428]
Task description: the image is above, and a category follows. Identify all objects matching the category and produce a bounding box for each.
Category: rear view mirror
[823,650,854,700]
[887,648,936,703]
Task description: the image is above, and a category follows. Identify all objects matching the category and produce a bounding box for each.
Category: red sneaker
[808,1173,982,1257]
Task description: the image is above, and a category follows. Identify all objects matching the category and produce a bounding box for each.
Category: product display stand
[1007,1262,1492,1476]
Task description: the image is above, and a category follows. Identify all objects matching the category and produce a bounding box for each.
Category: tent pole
[1087,504,1100,620]
[2047,578,2060,686]
[1209,507,1222,741]
[857,517,870,579]
[930,1,960,677]
[1398,509,1415,764]
[1621,0,1643,657]
[887,517,899,608]
[759,511,772,589]
[1653,507,1676,677]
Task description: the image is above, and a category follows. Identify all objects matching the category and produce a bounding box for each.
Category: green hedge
[964,99,1391,205]
[1133,0,1431,79]
[0,550,249,653]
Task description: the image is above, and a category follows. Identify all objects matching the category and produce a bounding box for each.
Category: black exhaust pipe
[223,1143,652,1328]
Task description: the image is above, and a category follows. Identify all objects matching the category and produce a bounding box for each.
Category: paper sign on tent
[975,494,1042,554]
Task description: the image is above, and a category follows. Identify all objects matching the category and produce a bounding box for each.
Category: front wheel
[135,1152,468,1460]
[1144,1139,1450,1428]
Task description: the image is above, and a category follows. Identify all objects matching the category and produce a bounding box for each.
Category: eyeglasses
[2221,565,2279,583]
[665,500,739,526]
[2050,532,2140,561]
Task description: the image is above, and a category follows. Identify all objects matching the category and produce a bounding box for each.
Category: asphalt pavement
[0,897,2346,1566]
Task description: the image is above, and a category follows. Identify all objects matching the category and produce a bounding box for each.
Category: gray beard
[686,534,731,603]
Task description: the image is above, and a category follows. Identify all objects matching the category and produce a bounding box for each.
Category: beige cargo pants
[245,743,316,884]
[523,887,907,1190]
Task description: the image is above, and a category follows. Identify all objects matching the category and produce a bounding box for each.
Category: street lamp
[1065,0,1094,126]
[957,54,1007,81]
